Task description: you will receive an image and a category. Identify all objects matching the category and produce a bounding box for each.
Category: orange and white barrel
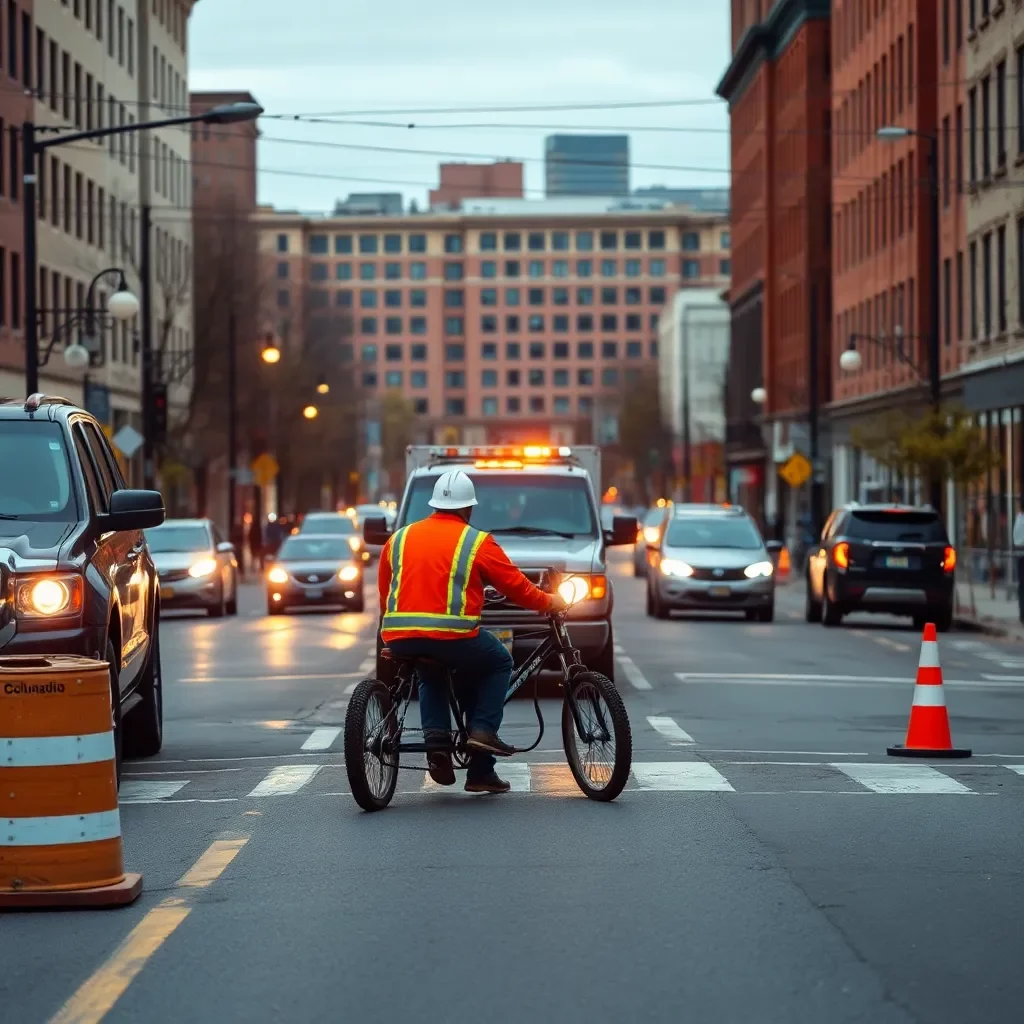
[0,655,140,906]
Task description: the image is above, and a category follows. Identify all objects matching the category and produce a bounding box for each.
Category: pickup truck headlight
[743,561,774,578]
[660,559,694,578]
[15,575,84,618]
[188,558,218,579]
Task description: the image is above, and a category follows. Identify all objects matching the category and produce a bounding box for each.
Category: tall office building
[544,136,629,197]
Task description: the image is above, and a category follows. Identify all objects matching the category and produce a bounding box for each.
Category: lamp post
[22,100,263,400]
[877,124,942,510]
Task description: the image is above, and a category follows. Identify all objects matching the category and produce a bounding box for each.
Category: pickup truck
[363,444,637,683]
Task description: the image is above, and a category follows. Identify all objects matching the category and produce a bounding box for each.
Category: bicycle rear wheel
[344,679,399,811]
[561,671,632,801]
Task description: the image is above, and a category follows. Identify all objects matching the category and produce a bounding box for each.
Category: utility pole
[140,204,155,487]
[926,137,943,511]
[22,122,38,396]
[808,280,823,535]
[227,307,238,545]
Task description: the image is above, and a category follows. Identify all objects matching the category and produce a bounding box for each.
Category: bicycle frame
[389,614,598,757]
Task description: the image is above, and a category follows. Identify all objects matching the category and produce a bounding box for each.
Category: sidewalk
[954,582,1024,641]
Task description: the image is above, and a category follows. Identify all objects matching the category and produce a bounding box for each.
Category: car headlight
[743,561,774,578]
[557,576,590,605]
[660,559,694,577]
[188,558,218,579]
[642,526,660,544]
[347,536,361,552]
[338,565,360,582]
[15,575,84,618]
[267,567,289,584]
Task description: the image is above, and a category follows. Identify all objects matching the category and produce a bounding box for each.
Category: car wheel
[633,555,646,578]
[805,575,822,622]
[124,622,163,759]
[822,588,843,627]
[208,582,226,618]
[933,604,954,633]
[226,573,238,616]
[912,613,927,632]
[758,603,775,623]
[588,638,616,682]
[105,638,123,787]
[651,586,669,620]
[744,609,758,622]
[645,582,654,617]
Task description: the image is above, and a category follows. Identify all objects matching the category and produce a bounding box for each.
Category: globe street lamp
[303,404,319,420]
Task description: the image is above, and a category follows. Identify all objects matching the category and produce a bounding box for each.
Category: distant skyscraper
[545,135,629,197]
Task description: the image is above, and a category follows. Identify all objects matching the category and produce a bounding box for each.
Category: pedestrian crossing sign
[779,452,812,488]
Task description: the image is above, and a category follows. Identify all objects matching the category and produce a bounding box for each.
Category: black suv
[805,503,955,630]
[0,395,166,777]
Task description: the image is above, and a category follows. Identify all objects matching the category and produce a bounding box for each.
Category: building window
[445,317,464,335]
[1019,220,1024,326]
[650,286,666,304]
[577,368,594,386]
[363,372,378,388]
[383,234,402,254]
[969,240,978,339]
[683,259,699,279]
[385,344,402,362]
[361,317,377,335]
[552,259,569,278]
[482,342,498,360]
[650,258,666,276]
[552,230,570,251]
[444,262,463,281]
[576,259,593,278]
[482,397,498,416]
[276,234,288,253]
[996,60,1007,167]
[601,286,618,305]
[336,289,352,307]
[446,398,466,416]
[276,261,288,279]
[411,344,427,361]
[968,87,977,184]
[529,396,545,414]
[359,234,378,254]
[385,317,402,335]
[625,259,641,277]
[359,263,376,281]
[481,315,497,333]
[480,231,497,251]
[383,371,401,388]
[553,314,569,332]
[361,344,378,363]
[600,231,617,251]
[528,314,544,332]
[408,234,427,253]
[360,289,377,308]
[719,259,731,275]
[506,396,520,413]
[943,257,952,347]
[444,289,464,308]
[577,313,594,331]
[529,342,545,360]
[410,317,427,334]
[625,313,642,331]
[446,343,465,361]
[982,232,992,338]
[600,314,618,331]
[981,74,991,178]
[309,234,328,254]
[504,260,520,278]
[504,232,521,252]
[335,263,352,280]
[412,371,427,388]
[528,369,545,387]
[506,342,520,359]
[529,260,544,279]
[481,260,497,278]
[624,230,642,250]
[601,259,617,278]
[334,234,352,254]
[648,230,665,250]
[506,369,521,388]
[482,369,498,387]
[601,368,619,387]
[552,287,569,305]
[577,286,593,305]
[528,231,545,251]
[506,314,520,332]
[577,341,594,359]
[383,290,402,309]
[385,262,401,280]
[528,288,544,306]
[1018,46,1024,157]
[277,290,289,308]
[626,341,642,358]
[310,263,328,282]
[445,371,465,388]
[409,262,426,280]
[410,289,427,307]
[601,341,618,359]
[481,288,498,306]
[997,224,1007,334]
[576,231,594,251]
[682,232,700,251]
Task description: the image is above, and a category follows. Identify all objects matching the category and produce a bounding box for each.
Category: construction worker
[378,469,566,794]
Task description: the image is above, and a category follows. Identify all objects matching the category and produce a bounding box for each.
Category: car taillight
[943,546,956,572]
[833,541,850,570]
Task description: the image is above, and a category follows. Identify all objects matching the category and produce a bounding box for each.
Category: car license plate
[709,586,731,598]
[160,586,174,599]
[886,556,910,569]
[488,628,513,653]
[306,588,323,599]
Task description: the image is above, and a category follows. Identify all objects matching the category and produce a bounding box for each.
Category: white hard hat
[428,469,478,510]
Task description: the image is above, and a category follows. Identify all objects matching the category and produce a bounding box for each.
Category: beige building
[0,0,195,482]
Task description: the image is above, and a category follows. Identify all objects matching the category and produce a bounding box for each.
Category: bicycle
[343,574,633,811]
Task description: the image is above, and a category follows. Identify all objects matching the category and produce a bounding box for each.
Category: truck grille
[690,567,747,582]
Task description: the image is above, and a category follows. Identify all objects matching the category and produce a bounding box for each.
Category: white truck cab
[364,444,638,683]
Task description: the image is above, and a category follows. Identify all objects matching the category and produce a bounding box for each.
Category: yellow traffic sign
[779,452,812,488]
[251,452,279,487]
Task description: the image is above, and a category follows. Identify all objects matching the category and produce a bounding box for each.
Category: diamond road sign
[111,424,144,459]
[778,451,812,488]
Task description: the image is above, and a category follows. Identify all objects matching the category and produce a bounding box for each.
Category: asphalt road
[4,550,1024,1023]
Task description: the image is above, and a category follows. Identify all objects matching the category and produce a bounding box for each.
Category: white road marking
[357,659,376,675]
[301,727,342,751]
[179,672,363,683]
[674,672,1019,689]
[1005,765,1024,777]
[646,715,694,744]
[617,653,652,690]
[631,762,734,791]
[833,763,973,795]
[982,674,1024,681]
[344,682,359,695]
[119,779,190,803]
[247,764,323,797]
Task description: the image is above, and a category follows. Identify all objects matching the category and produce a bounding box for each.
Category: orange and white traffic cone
[887,623,971,758]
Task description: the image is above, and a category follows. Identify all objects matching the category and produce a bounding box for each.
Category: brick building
[828,2,965,520]
[429,162,524,211]
[717,0,832,539]
[257,203,730,496]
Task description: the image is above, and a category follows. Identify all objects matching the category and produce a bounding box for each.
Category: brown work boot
[465,772,512,794]
[466,729,516,757]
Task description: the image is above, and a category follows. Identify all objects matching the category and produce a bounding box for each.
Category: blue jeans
[387,630,513,780]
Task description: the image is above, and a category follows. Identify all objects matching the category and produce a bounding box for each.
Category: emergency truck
[363,445,638,683]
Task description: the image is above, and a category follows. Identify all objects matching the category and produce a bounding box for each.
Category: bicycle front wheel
[561,671,632,801]
[344,679,399,811]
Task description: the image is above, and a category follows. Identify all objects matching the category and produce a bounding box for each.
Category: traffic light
[151,382,168,445]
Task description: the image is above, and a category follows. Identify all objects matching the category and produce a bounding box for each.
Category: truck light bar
[426,444,575,464]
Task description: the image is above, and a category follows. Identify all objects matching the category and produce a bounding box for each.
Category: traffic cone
[887,623,971,758]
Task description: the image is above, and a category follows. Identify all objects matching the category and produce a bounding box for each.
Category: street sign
[778,451,812,489]
[111,424,144,459]
[251,452,279,487]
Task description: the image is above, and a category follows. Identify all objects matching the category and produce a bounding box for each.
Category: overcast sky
[188,0,731,214]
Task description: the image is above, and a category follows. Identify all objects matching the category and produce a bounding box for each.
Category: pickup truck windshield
[0,422,76,521]
[403,474,597,536]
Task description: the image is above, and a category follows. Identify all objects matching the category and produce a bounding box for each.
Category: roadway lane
[2,554,1023,1024]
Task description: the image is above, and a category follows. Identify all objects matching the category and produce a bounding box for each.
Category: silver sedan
[146,519,239,617]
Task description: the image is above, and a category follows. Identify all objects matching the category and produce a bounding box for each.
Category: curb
[953,612,1024,641]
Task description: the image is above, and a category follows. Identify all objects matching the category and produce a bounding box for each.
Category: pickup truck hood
[490,533,603,572]
[0,521,73,572]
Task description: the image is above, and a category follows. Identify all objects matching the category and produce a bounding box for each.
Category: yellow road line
[49,834,251,1024]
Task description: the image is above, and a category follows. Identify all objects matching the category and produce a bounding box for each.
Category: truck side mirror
[606,515,638,547]
[363,515,391,546]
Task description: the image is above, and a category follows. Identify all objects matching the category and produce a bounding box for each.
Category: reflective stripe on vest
[382,523,487,634]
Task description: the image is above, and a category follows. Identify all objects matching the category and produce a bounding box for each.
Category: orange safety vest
[378,511,548,642]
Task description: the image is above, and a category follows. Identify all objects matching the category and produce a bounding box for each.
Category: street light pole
[227,306,238,547]
[808,280,823,534]
[925,135,943,510]
[140,204,155,488]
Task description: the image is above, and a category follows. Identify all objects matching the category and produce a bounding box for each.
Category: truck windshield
[0,421,76,521]
[403,474,597,536]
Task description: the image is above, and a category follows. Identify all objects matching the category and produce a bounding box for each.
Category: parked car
[297,511,369,563]
[647,504,775,622]
[265,534,365,614]
[146,518,239,617]
[805,503,955,630]
[0,394,166,778]
[354,503,390,560]
[633,504,672,577]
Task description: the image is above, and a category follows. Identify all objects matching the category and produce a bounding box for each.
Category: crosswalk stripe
[1005,765,1024,777]
[617,653,652,690]
[119,780,190,803]
[301,728,341,752]
[832,763,974,795]
[247,765,322,797]
[631,762,734,791]
[646,716,695,744]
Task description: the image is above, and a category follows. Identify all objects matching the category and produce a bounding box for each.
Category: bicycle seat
[380,647,445,669]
